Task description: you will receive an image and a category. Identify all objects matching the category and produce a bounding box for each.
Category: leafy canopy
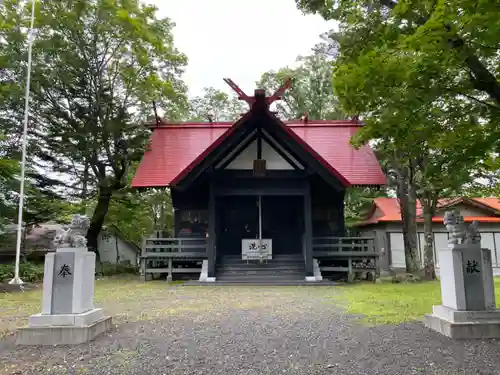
[0,0,188,249]
[188,87,247,122]
[257,53,345,120]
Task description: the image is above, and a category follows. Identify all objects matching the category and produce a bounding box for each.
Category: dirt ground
[1,278,500,375]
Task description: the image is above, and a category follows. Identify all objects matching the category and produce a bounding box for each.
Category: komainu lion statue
[443,209,480,245]
[53,214,90,248]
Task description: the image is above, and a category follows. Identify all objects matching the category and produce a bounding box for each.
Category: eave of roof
[132,116,386,188]
[355,197,500,227]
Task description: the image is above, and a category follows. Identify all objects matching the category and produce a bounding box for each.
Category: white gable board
[223,137,304,170]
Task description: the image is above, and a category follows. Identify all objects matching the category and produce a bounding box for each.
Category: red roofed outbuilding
[356,197,500,273]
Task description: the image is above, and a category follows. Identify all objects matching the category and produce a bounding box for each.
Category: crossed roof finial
[223,77,292,108]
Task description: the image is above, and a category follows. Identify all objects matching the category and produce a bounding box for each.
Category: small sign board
[242,239,272,260]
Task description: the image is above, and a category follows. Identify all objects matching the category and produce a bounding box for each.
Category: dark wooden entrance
[216,195,303,257]
[216,196,258,255]
[261,196,303,255]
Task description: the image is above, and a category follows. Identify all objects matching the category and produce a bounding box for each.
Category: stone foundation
[16,308,112,345]
[424,305,500,339]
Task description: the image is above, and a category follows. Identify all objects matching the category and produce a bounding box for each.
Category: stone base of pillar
[199,259,208,281]
[312,259,323,281]
[424,305,500,339]
[16,308,112,346]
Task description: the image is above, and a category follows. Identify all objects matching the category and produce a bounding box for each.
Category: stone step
[184,280,337,286]
[221,254,304,259]
[216,274,305,281]
[217,264,304,270]
[217,271,305,278]
[219,259,304,265]
[216,266,305,273]
[216,253,306,283]
[214,279,308,284]
[219,261,304,265]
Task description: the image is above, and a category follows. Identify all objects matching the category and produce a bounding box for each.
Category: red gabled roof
[288,122,385,186]
[132,119,386,188]
[356,197,500,226]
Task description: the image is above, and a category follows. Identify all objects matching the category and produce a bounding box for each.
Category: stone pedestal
[17,247,112,345]
[424,243,500,339]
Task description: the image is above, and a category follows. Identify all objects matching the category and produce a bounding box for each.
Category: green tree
[103,162,173,247]
[367,127,481,278]
[374,146,421,274]
[296,0,499,278]
[0,134,74,230]
[105,188,172,245]
[295,0,500,128]
[0,0,188,255]
[0,134,18,228]
[188,87,247,122]
[344,187,387,229]
[257,53,345,120]
[465,156,500,197]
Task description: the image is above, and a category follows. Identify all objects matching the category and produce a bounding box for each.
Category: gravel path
[1,286,500,375]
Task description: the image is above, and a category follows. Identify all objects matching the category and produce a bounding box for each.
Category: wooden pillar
[347,257,354,283]
[173,208,181,237]
[141,238,147,281]
[304,184,314,277]
[166,258,173,282]
[207,183,216,278]
[338,189,346,236]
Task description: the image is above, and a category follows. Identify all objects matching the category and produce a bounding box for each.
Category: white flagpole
[9,0,36,285]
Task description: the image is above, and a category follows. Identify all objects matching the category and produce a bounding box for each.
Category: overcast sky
[149,0,335,97]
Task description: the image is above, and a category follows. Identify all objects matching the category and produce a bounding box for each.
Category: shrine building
[132,80,386,284]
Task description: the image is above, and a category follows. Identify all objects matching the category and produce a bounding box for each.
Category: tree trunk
[86,187,113,263]
[160,200,165,230]
[422,201,436,280]
[405,186,420,273]
[115,233,120,264]
[396,166,420,274]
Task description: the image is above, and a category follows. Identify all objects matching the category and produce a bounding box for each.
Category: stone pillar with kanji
[424,209,500,339]
[16,215,112,345]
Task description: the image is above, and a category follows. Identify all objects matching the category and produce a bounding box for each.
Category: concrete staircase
[214,253,306,284]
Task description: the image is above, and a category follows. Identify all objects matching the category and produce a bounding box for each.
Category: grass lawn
[333,278,500,325]
[0,277,185,337]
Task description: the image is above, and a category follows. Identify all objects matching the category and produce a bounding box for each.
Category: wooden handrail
[312,236,375,241]
[312,236,377,254]
[142,237,208,254]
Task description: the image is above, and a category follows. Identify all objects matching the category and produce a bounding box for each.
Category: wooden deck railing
[141,237,208,280]
[312,236,378,280]
[142,237,208,258]
[312,236,377,257]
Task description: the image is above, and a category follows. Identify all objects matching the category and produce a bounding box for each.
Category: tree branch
[444,87,500,111]
[375,0,500,106]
